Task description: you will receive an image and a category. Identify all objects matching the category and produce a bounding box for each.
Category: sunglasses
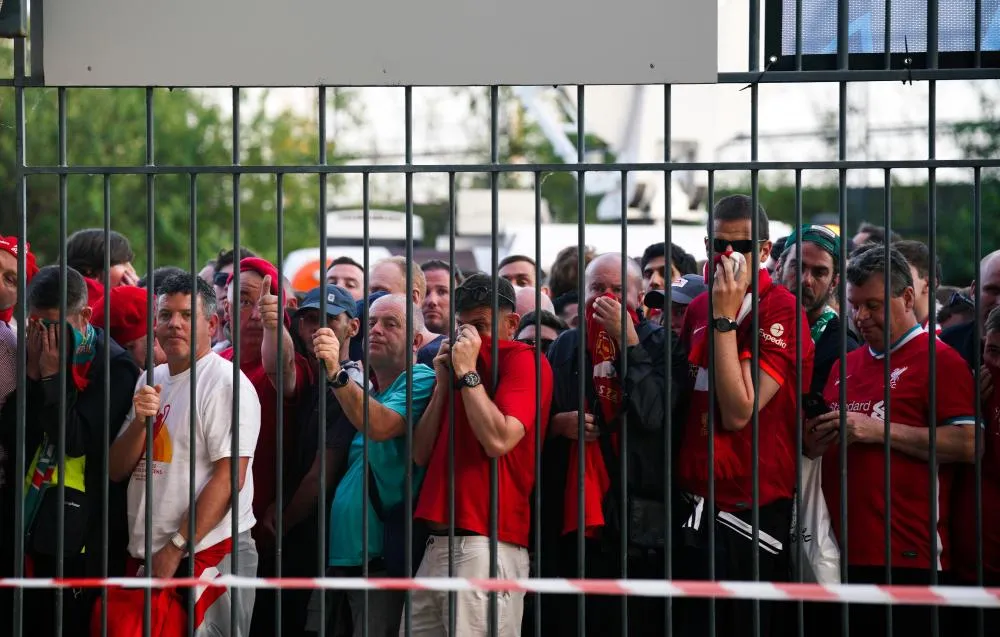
[707,238,767,255]
[213,272,230,288]
[455,285,516,310]
[517,337,554,353]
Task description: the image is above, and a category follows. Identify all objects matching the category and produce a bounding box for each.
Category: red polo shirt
[415,338,553,547]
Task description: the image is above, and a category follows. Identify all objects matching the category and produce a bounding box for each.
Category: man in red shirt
[806,246,976,637]
[221,257,312,637]
[676,194,813,637]
[410,273,552,636]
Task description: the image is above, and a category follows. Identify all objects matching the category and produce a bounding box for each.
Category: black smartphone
[802,392,831,419]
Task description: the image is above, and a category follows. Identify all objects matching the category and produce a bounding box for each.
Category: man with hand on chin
[804,246,975,637]
[676,195,813,637]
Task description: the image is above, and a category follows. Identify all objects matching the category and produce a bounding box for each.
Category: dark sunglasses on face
[517,337,554,353]
[213,272,230,288]
[708,238,765,255]
[455,285,516,310]
[947,291,974,310]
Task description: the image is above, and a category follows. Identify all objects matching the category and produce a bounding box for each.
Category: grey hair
[845,245,913,297]
[371,293,425,333]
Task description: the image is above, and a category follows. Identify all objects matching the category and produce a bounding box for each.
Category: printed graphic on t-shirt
[134,403,173,479]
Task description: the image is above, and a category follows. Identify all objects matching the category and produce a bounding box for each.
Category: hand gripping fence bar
[1,576,999,608]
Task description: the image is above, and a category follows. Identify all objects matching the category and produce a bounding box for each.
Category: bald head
[515,286,555,317]
[977,250,1000,335]
[584,252,643,309]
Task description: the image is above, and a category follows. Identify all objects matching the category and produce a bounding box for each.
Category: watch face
[463,372,481,386]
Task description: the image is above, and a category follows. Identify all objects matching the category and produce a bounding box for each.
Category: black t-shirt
[287,360,363,500]
[812,315,860,394]
[417,334,447,367]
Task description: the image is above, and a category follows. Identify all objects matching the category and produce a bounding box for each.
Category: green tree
[0,44,358,271]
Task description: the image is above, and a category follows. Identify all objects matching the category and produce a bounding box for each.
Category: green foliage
[0,44,355,271]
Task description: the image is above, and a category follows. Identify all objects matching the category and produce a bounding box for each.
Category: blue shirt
[328,364,436,567]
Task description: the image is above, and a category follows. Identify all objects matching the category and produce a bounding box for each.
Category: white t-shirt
[120,352,261,558]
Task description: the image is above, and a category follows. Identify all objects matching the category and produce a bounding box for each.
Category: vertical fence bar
[448,170,458,637]
[662,83,674,637]
[56,86,68,637]
[12,34,27,637]
[975,0,983,66]
[274,171,286,636]
[927,73,941,637]
[972,167,984,637]
[489,84,501,637]
[317,86,329,637]
[100,175,113,637]
[187,173,199,637]
[531,169,543,637]
[792,169,804,637]
[882,168,893,635]
[794,0,803,69]
[574,84,587,635]
[706,169,717,637]
[618,170,629,637]
[749,79,762,637]
[361,171,371,637]
[403,84,415,637]
[836,1,852,635]
[229,86,242,632]
[836,2,850,631]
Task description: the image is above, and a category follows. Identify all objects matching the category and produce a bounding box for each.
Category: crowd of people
[0,193,995,637]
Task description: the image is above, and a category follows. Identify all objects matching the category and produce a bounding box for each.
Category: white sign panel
[43,0,717,87]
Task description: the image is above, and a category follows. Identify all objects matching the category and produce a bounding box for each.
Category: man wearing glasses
[676,195,814,637]
[514,310,567,354]
[410,273,553,636]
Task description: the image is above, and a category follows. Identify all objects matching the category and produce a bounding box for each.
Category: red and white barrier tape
[0,576,998,608]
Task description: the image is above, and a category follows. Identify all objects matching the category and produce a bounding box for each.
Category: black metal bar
[489,84,501,637]
[884,0,893,70]
[448,170,458,637]
[274,171,286,636]
[792,169,804,637]
[361,170,371,637]
[794,0,803,69]
[56,85,68,637]
[143,86,157,637]
[12,35,27,637]
[882,168,894,636]
[532,169,543,637]
[836,76,850,637]
[100,174,112,637]
[662,82,674,637]
[618,170,629,637]
[973,167,984,637]
[19,156,1000,175]
[317,85,329,637]
[749,81,762,637]
[706,170,717,637]
[187,173,199,637]
[575,83,587,634]
[229,86,242,631]
[927,74,940,637]
[403,84,415,637]
[975,0,983,66]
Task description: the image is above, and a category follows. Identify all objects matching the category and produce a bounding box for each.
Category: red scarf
[679,269,773,488]
[562,293,639,536]
[0,236,38,324]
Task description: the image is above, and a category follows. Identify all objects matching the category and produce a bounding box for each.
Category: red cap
[0,235,38,282]
[91,285,150,346]
[228,257,291,328]
[85,277,105,307]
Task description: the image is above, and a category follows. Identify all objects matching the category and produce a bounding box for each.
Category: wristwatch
[456,371,482,390]
[713,316,739,333]
[170,532,187,552]
[331,367,351,389]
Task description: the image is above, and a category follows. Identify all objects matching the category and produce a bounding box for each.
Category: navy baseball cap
[643,274,708,310]
[298,285,357,319]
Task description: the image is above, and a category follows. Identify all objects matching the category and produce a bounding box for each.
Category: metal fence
[2,1,999,637]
